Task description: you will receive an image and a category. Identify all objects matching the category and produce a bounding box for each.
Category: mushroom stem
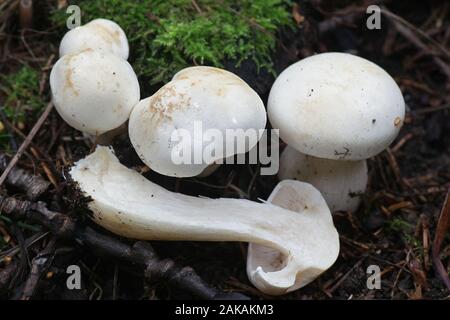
[82,123,128,146]
[70,146,339,295]
[279,146,368,213]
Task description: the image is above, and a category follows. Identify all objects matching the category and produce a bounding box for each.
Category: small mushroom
[278,146,368,212]
[70,146,339,295]
[50,50,140,137]
[129,66,267,177]
[59,18,129,60]
[268,52,405,212]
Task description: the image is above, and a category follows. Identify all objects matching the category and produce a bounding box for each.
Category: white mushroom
[247,179,340,294]
[129,66,266,177]
[59,18,129,60]
[268,52,405,161]
[278,146,368,212]
[268,52,405,212]
[50,50,140,136]
[70,146,339,295]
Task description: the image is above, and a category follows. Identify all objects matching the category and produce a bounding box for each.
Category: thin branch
[0,259,18,295]
[20,237,56,300]
[0,101,53,188]
[381,6,450,61]
[432,190,450,291]
[0,196,250,300]
[381,6,450,79]
[0,153,50,200]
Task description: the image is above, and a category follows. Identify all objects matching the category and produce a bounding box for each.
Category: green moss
[0,213,42,252]
[51,0,293,84]
[386,217,421,248]
[386,217,413,233]
[0,66,44,148]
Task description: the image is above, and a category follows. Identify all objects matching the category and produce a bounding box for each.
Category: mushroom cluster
[49,18,339,296]
[52,19,404,297]
[50,18,139,140]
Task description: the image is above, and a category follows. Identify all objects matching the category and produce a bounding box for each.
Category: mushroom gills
[247,181,341,294]
[70,146,339,295]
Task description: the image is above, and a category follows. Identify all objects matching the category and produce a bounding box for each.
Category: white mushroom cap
[129,66,266,177]
[59,18,129,59]
[278,146,368,212]
[268,52,405,160]
[50,50,140,135]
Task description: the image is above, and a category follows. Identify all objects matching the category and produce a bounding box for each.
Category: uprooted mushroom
[70,146,340,296]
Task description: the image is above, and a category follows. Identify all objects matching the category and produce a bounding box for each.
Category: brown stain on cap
[63,55,80,96]
[148,84,192,125]
[89,22,122,46]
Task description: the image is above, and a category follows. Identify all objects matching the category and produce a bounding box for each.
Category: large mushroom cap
[59,18,129,59]
[129,66,266,177]
[50,50,140,135]
[268,52,405,160]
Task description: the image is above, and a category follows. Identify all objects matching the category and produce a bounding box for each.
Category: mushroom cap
[278,146,368,212]
[50,50,140,135]
[268,52,405,160]
[59,18,129,59]
[129,66,267,177]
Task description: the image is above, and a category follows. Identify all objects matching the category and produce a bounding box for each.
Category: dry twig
[0,195,249,300]
[0,153,50,200]
[432,190,450,290]
[20,237,56,300]
[0,101,53,188]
